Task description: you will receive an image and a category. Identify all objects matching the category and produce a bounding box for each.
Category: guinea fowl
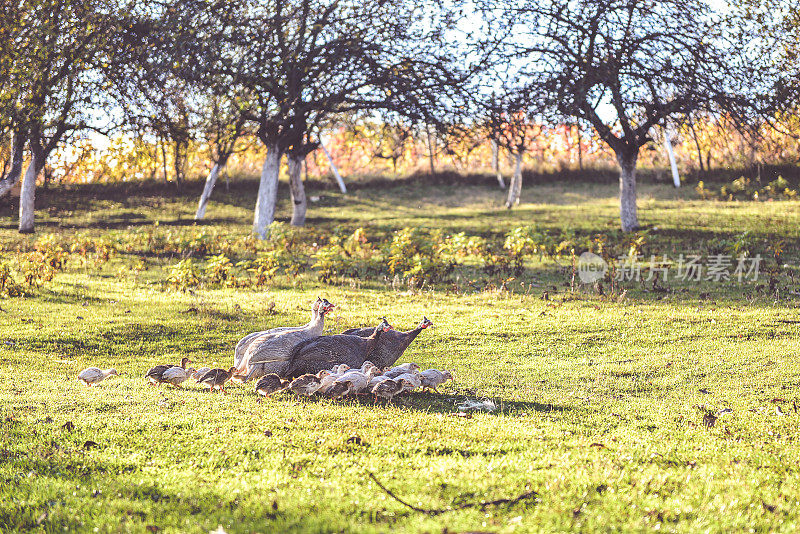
[324,381,353,399]
[289,374,323,396]
[371,378,403,403]
[161,367,196,388]
[145,357,192,385]
[341,317,433,368]
[383,362,420,379]
[233,297,328,374]
[198,367,236,393]
[316,370,337,394]
[241,299,336,381]
[283,319,393,378]
[419,369,453,393]
[333,366,380,394]
[255,374,289,397]
[395,372,422,393]
[192,367,211,381]
[77,367,119,386]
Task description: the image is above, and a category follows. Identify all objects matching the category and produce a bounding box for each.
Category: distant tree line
[1,0,797,235]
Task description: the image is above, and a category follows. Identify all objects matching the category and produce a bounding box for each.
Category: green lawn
[2,177,800,532]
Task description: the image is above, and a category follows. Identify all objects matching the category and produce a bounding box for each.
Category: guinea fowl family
[253,360,453,404]
[76,298,450,403]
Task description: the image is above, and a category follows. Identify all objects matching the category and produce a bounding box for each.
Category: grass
[2,175,800,532]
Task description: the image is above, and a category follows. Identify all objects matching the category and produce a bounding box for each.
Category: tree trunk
[160,139,169,183]
[662,132,680,188]
[491,139,505,189]
[618,153,639,232]
[321,144,346,193]
[253,143,281,239]
[288,153,307,227]
[576,123,583,170]
[425,123,436,175]
[0,134,24,198]
[195,161,222,220]
[18,157,38,234]
[689,122,705,173]
[505,152,523,208]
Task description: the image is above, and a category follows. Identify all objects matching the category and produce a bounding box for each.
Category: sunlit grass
[2,177,800,532]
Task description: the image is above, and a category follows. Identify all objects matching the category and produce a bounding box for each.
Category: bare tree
[9,0,117,233]
[194,94,250,220]
[489,0,763,231]
[482,92,544,208]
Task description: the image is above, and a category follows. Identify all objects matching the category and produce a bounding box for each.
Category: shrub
[167,259,201,291]
[0,261,22,297]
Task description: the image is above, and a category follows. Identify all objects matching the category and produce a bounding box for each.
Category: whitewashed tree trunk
[505,152,523,208]
[618,153,639,232]
[288,153,307,227]
[663,132,680,187]
[194,162,221,220]
[18,157,38,234]
[253,144,281,239]
[321,144,346,193]
[0,136,24,198]
[491,139,506,189]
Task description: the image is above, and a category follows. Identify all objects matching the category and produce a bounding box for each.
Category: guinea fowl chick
[192,367,211,381]
[198,367,236,393]
[419,369,454,393]
[325,381,353,399]
[368,374,391,389]
[230,373,249,384]
[371,378,403,404]
[146,357,192,385]
[161,367,196,388]
[255,374,289,397]
[383,362,420,379]
[334,366,380,395]
[332,364,351,374]
[316,370,337,394]
[77,367,119,386]
[360,361,378,373]
[289,374,323,396]
[395,372,421,393]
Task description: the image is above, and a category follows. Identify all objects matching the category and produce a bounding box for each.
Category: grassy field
[2,175,800,532]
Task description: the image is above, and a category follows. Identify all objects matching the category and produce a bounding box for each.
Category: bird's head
[420,316,433,329]
[320,299,336,315]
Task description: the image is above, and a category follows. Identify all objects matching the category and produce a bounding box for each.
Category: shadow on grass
[214,386,571,417]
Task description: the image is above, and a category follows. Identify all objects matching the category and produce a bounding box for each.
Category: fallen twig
[367,472,538,516]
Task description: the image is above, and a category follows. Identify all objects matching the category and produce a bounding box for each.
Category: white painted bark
[18,157,37,234]
[505,152,523,208]
[253,144,281,239]
[663,132,680,188]
[618,153,639,232]
[195,162,221,220]
[491,139,506,189]
[0,136,24,198]
[321,144,346,193]
[288,153,307,227]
